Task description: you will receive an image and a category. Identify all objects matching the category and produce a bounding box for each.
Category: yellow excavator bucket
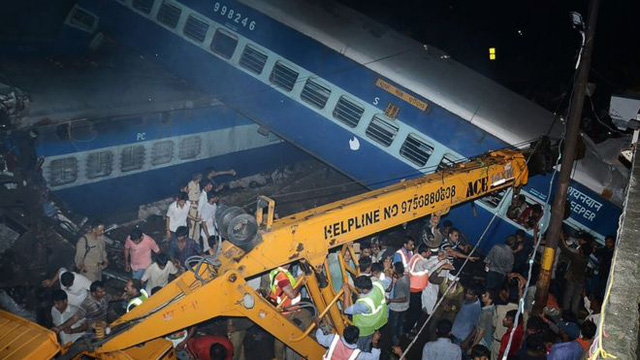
[0,310,60,360]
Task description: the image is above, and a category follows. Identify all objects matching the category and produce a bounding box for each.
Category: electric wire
[588,95,624,135]
[400,139,543,358]
[501,133,563,359]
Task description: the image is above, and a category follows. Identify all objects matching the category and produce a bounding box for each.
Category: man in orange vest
[404,244,433,333]
[315,325,381,359]
[393,237,415,270]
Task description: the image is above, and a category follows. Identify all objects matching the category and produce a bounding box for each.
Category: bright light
[489,47,496,60]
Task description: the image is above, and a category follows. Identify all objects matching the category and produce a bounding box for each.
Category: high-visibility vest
[394,249,412,268]
[408,254,429,292]
[353,283,387,337]
[126,289,149,312]
[371,279,387,304]
[269,267,301,307]
[322,335,361,360]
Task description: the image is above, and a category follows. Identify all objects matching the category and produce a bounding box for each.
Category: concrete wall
[601,147,640,359]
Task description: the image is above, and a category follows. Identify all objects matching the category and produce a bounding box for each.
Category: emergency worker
[268,264,304,308]
[269,263,311,360]
[393,237,415,270]
[124,279,149,313]
[343,276,388,352]
[404,245,433,332]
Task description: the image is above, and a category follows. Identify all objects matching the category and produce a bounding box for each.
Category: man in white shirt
[166,192,191,242]
[199,192,219,252]
[51,290,84,345]
[42,267,91,307]
[141,253,178,294]
[198,180,214,211]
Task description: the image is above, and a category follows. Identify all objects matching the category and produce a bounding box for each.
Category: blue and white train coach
[59,0,626,249]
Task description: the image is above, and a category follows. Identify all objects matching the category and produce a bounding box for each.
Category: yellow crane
[0,149,527,359]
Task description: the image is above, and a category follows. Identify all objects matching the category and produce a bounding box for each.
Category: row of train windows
[48,137,202,186]
[131,0,456,169]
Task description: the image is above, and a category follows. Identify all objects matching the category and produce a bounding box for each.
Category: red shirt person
[187,335,233,360]
[498,309,524,359]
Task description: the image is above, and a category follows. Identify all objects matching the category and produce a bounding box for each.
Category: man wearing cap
[547,320,583,360]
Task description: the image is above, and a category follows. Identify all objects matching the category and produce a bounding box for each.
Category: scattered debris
[0,289,35,321]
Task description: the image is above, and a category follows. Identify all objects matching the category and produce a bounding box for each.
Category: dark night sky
[340,0,640,140]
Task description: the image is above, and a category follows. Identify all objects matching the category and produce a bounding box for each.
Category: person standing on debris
[169,226,203,271]
[75,220,109,282]
[186,173,203,240]
[166,192,192,243]
[198,180,214,210]
[52,281,116,337]
[124,228,160,280]
[51,290,84,345]
[141,253,178,294]
[42,267,91,307]
[199,192,219,252]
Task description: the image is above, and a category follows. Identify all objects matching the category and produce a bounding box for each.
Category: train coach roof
[0,46,221,128]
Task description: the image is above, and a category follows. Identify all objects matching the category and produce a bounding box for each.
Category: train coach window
[437,154,457,171]
[179,136,201,160]
[121,145,146,172]
[301,78,331,109]
[333,96,364,128]
[157,0,182,29]
[479,188,507,209]
[366,115,399,147]
[86,151,114,179]
[400,134,434,166]
[183,14,209,43]
[239,45,268,75]
[67,6,97,33]
[151,140,174,165]
[269,61,299,92]
[211,28,238,60]
[132,0,154,14]
[49,157,78,186]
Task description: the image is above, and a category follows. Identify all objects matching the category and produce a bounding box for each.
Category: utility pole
[532,0,601,316]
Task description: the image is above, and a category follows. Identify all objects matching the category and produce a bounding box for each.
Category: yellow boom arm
[4,149,527,359]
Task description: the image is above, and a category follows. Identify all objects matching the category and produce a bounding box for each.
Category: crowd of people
[311,212,614,360]
[41,169,240,360]
[37,170,616,360]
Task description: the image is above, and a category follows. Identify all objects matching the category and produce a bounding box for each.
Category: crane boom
[1,149,528,359]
